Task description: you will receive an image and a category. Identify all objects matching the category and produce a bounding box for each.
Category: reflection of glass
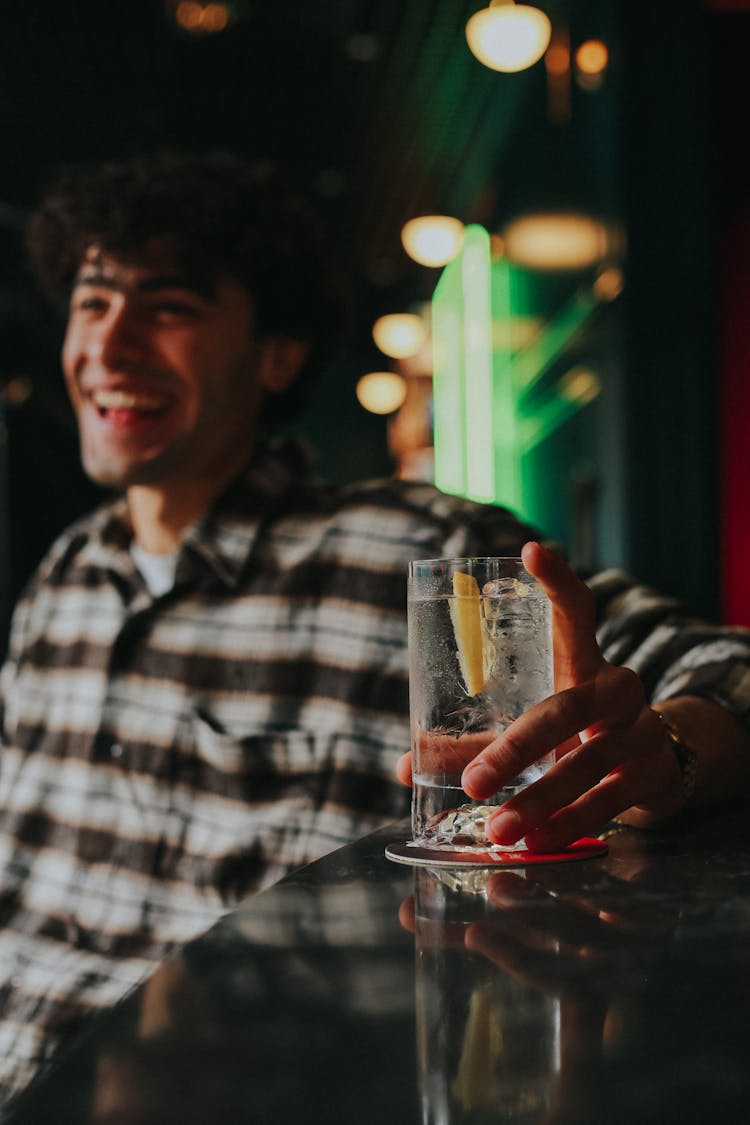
[408,557,553,852]
[413,867,560,1124]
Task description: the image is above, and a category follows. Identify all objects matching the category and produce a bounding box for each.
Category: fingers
[483,703,678,850]
[462,664,645,800]
[395,752,412,787]
[397,895,416,932]
[489,719,679,852]
[398,733,498,790]
[414,730,495,776]
[522,541,600,687]
[520,764,649,852]
[486,713,648,837]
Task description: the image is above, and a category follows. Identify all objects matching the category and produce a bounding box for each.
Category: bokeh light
[356,372,408,415]
[401,215,465,268]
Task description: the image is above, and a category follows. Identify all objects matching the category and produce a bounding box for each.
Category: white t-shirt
[130,543,179,597]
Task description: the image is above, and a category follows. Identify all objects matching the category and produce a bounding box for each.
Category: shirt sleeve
[588,568,750,726]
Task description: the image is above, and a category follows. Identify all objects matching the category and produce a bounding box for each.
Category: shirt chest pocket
[187,709,335,807]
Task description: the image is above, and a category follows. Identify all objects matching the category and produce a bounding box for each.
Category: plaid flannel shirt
[0,438,748,1104]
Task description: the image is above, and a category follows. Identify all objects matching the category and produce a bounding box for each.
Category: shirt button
[110,743,124,759]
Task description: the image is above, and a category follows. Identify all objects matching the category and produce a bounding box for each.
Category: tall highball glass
[408,556,554,853]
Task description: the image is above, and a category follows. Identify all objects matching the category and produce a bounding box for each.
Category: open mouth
[89,388,171,421]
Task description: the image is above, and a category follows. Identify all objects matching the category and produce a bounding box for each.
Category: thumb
[522,541,601,686]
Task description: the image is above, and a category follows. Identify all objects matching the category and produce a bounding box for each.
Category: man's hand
[397,541,684,851]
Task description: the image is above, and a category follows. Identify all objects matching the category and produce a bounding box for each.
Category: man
[0,149,748,1104]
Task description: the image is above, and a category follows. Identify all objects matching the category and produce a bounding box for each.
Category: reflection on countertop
[6,804,750,1124]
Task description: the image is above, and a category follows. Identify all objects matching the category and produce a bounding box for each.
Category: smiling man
[63,244,302,550]
[0,149,748,1105]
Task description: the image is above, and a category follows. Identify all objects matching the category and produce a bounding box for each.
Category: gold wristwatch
[656,712,698,808]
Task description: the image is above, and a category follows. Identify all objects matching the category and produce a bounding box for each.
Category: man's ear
[257,337,311,395]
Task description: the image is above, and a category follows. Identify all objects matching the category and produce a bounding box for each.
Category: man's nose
[93,305,144,368]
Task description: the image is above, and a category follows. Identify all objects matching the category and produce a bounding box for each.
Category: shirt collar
[186,438,316,588]
[78,439,316,591]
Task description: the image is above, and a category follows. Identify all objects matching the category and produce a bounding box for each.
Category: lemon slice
[449,570,485,696]
[452,988,503,1111]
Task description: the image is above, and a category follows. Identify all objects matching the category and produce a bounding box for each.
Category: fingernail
[462,761,495,797]
[488,809,523,845]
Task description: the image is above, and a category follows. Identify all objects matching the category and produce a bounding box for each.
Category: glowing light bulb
[372,314,427,359]
[466,1,552,74]
[356,372,408,415]
[400,215,465,268]
[502,212,611,271]
[575,39,608,76]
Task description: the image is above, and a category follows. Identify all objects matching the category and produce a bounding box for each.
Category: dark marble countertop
[6,806,750,1124]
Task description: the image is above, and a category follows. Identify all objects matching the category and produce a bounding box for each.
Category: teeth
[91,389,167,412]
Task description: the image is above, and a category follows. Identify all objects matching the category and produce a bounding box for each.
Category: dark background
[0,0,748,649]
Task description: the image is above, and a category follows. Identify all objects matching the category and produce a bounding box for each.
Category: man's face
[62,247,271,492]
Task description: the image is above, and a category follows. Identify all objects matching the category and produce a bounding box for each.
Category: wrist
[655,711,698,811]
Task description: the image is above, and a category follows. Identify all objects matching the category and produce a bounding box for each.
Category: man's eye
[153,300,199,319]
[76,296,109,313]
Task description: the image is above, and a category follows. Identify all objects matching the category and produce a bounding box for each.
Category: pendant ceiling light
[356,372,408,415]
[501,212,613,271]
[400,215,465,268]
[372,314,427,359]
[466,0,552,74]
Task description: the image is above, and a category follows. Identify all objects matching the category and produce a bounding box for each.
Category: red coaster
[385,837,608,869]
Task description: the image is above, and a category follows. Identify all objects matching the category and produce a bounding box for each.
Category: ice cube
[482,577,534,598]
[426,803,497,846]
[482,578,515,597]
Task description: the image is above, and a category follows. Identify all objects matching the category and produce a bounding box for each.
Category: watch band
[656,712,698,808]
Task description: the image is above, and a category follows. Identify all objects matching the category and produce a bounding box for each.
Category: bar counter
[6,804,750,1124]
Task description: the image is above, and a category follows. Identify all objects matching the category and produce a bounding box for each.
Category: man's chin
[81,452,170,491]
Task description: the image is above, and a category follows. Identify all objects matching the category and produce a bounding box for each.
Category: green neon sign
[432,224,599,522]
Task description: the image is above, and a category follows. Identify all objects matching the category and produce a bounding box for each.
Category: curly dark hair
[26,149,343,422]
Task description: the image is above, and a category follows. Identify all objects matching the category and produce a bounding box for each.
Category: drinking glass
[407,556,554,854]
